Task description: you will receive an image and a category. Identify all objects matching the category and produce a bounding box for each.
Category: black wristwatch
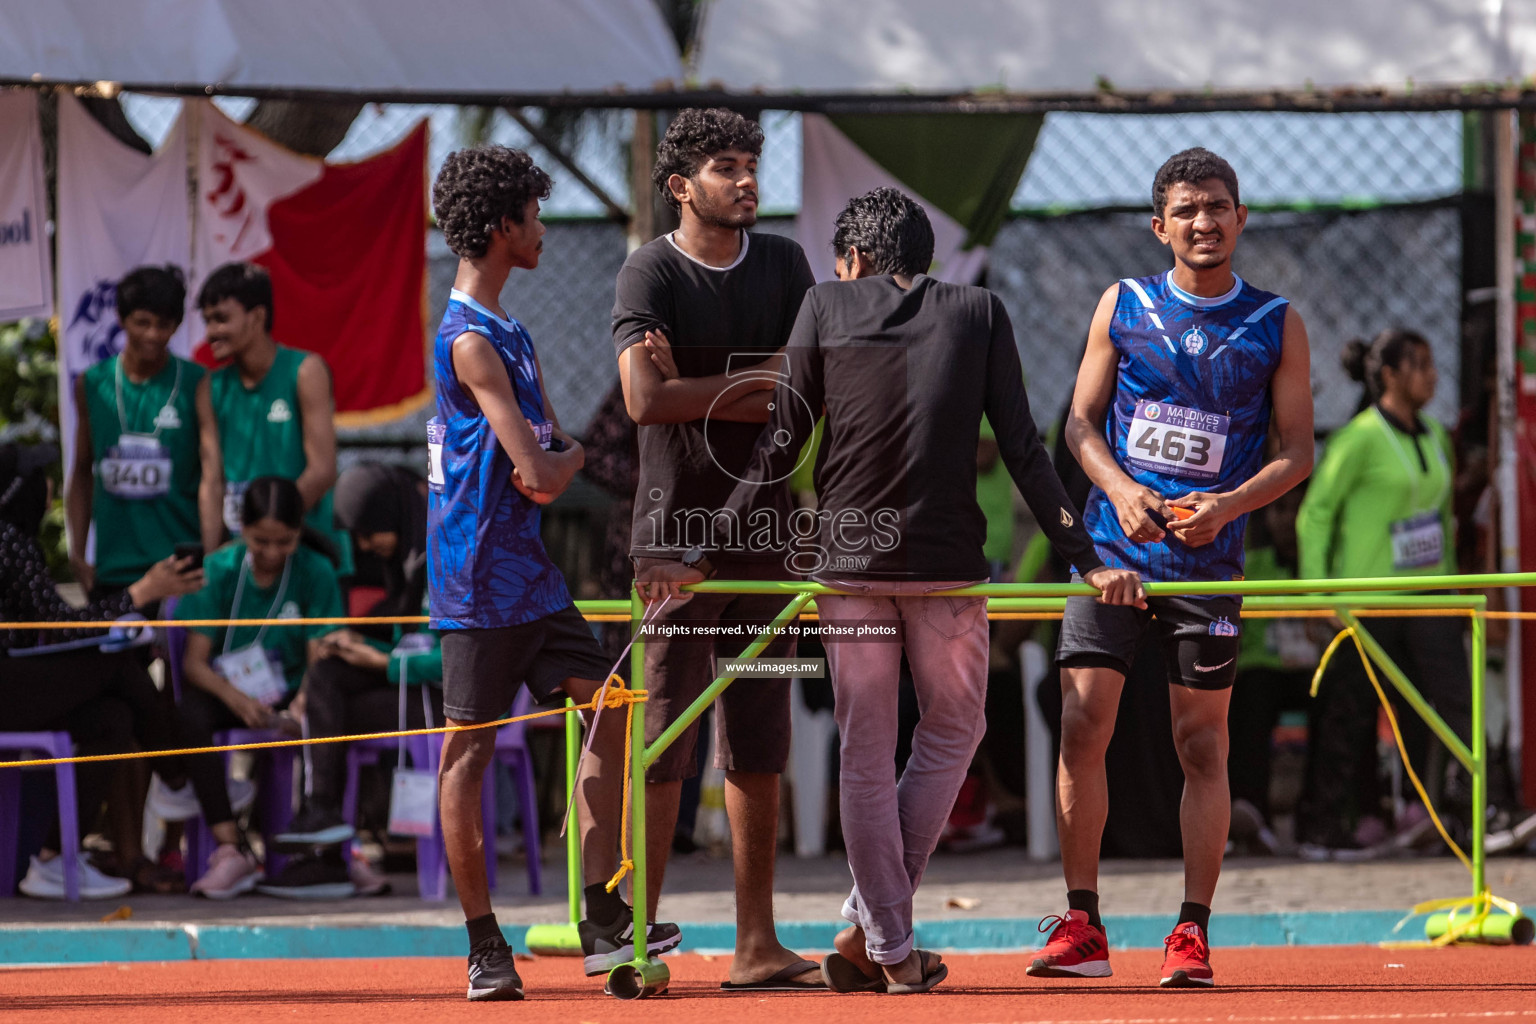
[681,546,716,579]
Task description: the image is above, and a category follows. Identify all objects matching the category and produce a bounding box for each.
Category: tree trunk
[243,99,365,157]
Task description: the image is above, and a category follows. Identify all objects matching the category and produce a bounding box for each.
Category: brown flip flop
[719,958,828,992]
[885,950,948,995]
[820,952,886,993]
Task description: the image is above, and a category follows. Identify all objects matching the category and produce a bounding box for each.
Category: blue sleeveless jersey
[1083,272,1288,584]
[427,290,570,629]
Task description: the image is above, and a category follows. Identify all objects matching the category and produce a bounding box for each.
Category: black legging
[1299,612,1473,840]
[0,647,234,847]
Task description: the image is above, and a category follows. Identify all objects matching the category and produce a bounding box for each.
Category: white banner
[56,93,192,480]
[0,92,53,322]
[798,113,986,285]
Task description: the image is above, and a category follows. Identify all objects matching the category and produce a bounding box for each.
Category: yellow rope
[1384,890,1526,948]
[0,693,645,770]
[1310,626,1469,872]
[597,678,645,894]
[1309,626,1529,948]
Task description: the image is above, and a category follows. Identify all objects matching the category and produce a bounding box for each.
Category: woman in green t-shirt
[176,476,344,897]
[1295,329,1471,853]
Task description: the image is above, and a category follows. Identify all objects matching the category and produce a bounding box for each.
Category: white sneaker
[148,775,257,822]
[18,854,132,900]
[189,844,260,900]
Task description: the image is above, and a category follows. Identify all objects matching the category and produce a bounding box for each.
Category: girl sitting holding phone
[174,475,344,897]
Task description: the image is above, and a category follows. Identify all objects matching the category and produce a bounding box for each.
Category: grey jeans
[818,580,989,965]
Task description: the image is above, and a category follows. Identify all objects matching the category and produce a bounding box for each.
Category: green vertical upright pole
[1471,600,1487,897]
[608,586,669,998]
[565,698,582,926]
[629,585,647,949]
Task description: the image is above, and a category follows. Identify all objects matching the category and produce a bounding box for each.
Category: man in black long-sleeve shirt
[641,188,1144,993]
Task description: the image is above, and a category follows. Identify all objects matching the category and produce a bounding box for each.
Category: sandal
[821,952,885,993]
[884,949,948,995]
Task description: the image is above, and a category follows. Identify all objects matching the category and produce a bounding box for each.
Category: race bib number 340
[1126,401,1229,482]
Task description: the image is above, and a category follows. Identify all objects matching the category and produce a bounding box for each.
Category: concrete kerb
[0,911,1415,964]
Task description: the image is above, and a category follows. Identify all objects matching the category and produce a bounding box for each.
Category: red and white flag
[193,101,429,422]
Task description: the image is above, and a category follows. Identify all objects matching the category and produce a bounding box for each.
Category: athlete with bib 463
[1034,149,1314,989]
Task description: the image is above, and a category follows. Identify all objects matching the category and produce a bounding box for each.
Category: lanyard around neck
[1372,407,1448,511]
[223,551,294,655]
[115,356,182,440]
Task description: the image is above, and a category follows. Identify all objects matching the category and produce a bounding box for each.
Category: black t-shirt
[612,231,815,560]
[721,275,1105,581]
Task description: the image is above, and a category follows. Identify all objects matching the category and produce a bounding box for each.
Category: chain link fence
[110,96,1472,446]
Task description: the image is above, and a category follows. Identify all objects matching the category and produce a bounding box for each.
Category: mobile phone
[173,542,204,570]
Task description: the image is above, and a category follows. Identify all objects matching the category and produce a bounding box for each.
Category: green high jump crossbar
[571,573,1536,997]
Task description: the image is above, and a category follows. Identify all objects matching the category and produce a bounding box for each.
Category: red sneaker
[1160,922,1214,987]
[1026,910,1111,978]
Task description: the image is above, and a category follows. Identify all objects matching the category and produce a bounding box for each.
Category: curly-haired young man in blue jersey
[1031,149,1314,988]
[427,146,678,1002]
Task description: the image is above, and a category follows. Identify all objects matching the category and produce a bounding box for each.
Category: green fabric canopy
[827,112,1043,249]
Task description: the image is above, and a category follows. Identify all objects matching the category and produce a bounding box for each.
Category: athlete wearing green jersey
[1296,329,1467,852]
[1297,335,1454,582]
[67,266,224,595]
[197,263,348,572]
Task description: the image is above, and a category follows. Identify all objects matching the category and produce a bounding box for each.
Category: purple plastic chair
[0,732,81,901]
[481,688,543,897]
[341,729,448,899]
[162,601,295,882]
[342,686,541,900]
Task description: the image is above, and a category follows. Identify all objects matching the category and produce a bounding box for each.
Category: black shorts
[1056,581,1242,691]
[440,605,612,722]
[632,556,796,783]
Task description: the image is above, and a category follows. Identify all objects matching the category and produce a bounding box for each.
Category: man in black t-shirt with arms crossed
[611,108,820,990]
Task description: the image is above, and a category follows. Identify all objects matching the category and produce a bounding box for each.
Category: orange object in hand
[1167,505,1196,521]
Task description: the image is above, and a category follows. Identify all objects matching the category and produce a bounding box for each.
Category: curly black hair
[831,187,934,278]
[433,145,553,259]
[653,108,764,211]
[1152,147,1240,218]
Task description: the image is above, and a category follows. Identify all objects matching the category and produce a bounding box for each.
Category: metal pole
[1472,595,1489,896]
[681,572,1536,599]
[1336,611,1477,770]
[628,585,648,953]
[1493,108,1525,777]
[565,699,582,928]
[642,593,814,769]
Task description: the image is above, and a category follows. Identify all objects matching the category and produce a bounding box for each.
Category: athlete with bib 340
[1032,149,1313,988]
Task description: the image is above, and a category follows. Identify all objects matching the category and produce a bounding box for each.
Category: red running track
[2,947,1534,1024]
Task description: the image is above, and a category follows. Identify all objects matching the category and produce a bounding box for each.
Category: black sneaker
[467,936,524,1001]
[579,908,682,976]
[255,851,356,900]
[273,807,355,850]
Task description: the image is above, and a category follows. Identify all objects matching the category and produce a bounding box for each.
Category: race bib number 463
[1126,401,1229,482]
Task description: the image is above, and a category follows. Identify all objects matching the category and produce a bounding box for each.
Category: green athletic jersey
[211,345,350,572]
[177,542,344,691]
[83,355,205,587]
[1296,407,1455,583]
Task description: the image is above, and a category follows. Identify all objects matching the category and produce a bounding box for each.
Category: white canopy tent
[695,0,1533,96]
[0,0,683,99]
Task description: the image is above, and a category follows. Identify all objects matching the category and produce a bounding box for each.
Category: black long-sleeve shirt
[720,275,1103,582]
